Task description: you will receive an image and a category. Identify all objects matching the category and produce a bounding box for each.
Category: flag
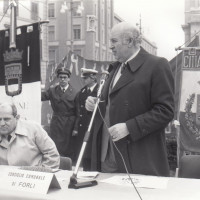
[41,51,112,128]
[0,23,41,123]
[170,36,200,154]
[170,36,199,119]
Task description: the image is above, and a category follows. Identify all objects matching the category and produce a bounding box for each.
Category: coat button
[80,124,82,127]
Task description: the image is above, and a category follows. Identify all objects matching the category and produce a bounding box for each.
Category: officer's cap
[81,68,98,78]
[56,67,71,77]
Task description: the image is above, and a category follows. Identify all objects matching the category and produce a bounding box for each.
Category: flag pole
[9,0,17,49]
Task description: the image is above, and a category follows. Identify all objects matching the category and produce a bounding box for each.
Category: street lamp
[60,0,84,52]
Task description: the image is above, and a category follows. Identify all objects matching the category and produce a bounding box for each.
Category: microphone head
[100,70,109,80]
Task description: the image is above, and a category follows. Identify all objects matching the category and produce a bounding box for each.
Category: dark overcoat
[74,84,98,159]
[91,48,174,176]
[41,84,77,157]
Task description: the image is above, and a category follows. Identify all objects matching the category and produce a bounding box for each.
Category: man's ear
[128,38,135,47]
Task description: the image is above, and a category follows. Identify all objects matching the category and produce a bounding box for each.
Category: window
[49,49,56,63]
[102,28,105,44]
[74,49,81,56]
[31,2,38,21]
[3,0,9,14]
[15,0,19,16]
[73,25,81,40]
[48,26,55,41]
[72,2,81,17]
[48,3,55,18]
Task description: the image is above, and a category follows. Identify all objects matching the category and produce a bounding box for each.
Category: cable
[97,106,143,200]
[18,1,42,21]
[176,29,200,50]
[0,4,11,24]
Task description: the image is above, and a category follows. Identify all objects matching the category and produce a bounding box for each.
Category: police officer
[73,68,98,171]
[42,66,77,158]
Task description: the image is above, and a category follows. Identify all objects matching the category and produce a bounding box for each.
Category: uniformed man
[73,68,98,171]
[42,66,77,159]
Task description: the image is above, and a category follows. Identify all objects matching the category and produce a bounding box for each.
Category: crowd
[0,22,174,176]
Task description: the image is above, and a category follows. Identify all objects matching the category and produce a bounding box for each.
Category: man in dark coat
[41,67,77,158]
[86,22,174,176]
[72,68,98,171]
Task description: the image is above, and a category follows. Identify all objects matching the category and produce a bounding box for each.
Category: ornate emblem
[184,93,200,140]
[3,49,23,96]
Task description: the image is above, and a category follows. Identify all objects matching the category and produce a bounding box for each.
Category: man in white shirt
[0,102,60,169]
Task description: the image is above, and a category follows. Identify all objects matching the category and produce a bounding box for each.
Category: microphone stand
[68,71,109,189]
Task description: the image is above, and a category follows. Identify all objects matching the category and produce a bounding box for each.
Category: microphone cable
[97,106,143,200]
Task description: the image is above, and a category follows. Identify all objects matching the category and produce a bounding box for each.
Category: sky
[113,0,185,61]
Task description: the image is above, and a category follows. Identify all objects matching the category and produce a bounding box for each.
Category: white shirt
[112,48,140,88]
[60,84,69,92]
[88,83,97,92]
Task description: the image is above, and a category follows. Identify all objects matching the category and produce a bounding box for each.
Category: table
[0,165,200,200]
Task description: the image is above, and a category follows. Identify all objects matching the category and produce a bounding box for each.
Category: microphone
[97,71,109,98]
[68,71,109,189]
[100,70,109,81]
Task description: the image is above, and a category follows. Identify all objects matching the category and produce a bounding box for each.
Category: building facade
[47,0,114,65]
[47,0,157,65]
[0,0,157,84]
[182,0,200,45]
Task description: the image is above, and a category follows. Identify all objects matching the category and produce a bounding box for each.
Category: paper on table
[77,171,99,179]
[100,175,169,189]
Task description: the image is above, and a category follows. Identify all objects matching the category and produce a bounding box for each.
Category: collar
[0,119,27,148]
[125,48,140,64]
[60,84,69,91]
[88,83,97,92]
[13,119,28,137]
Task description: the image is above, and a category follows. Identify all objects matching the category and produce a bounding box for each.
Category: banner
[178,47,200,153]
[0,23,41,123]
[170,36,199,119]
[41,51,112,129]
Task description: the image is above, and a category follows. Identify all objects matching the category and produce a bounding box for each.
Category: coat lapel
[101,62,120,100]
[110,48,147,95]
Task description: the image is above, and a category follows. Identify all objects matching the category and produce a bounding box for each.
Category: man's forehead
[0,104,13,116]
[110,32,122,40]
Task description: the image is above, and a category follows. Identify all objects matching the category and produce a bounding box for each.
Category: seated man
[0,102,60,169]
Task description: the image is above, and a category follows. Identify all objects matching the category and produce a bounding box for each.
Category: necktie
[121,63,127,74]
[87,87,91,93]
[7,135,12,142]
[62,88,65,93]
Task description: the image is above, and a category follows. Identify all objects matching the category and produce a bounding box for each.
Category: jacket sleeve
[73,92,81,132]
[34,123,60,169]
[41,88,51,101]
[126,58,175,142]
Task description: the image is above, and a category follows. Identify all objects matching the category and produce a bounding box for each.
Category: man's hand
[85,96,97,111]
[109,123,129,142]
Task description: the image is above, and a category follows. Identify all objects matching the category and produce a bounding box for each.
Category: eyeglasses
[82,76,90,80]
[59,76,69,79]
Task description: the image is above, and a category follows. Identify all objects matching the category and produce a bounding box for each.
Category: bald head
[0,103,18,136]
[111,22,141,45]
[0,103,17,117]
[110,22,141,62]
